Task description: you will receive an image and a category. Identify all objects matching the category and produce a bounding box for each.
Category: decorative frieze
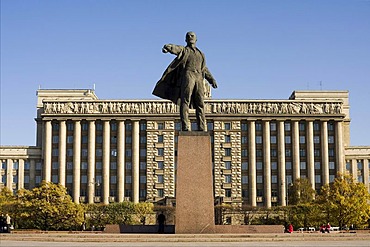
[43,100,343,116]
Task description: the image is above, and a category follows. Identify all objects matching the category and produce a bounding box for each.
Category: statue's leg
[180,72,195,131]
[194,75,205,131]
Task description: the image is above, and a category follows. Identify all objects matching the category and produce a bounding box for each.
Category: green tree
[0,187,15,214]
[317,174,370,229]
[16,181,84,230]
[134,202,154,225]
[288,178,315,205]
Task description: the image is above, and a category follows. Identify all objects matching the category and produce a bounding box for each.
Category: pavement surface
[1,232,370,247]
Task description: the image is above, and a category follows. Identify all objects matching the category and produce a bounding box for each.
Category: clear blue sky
[1,0,369,146]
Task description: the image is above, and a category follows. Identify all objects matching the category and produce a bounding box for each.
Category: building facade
[1,89,369,207]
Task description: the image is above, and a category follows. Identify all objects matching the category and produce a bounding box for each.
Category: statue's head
[185,31,197,45]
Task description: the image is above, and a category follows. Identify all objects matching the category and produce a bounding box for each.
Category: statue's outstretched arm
[204,67,218,89]
[162,44,184,56]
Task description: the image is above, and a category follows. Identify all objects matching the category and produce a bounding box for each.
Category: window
[140,189,147,198]
[51,175,58,183]
[126,176,132,183]
[256,162,263,170]
[82,149,88,157]
[300,149,306,157]
[24,162,30,170]
[175,122,181,131]
[224,175,232,183]
[35,176,42,184]
[158,135,164,143]
[140,162,146,170]
[158,189,164,197]
[224,123,231,130]
[328,122,335,131]
[315,175,321,183]
[285,136,291,144]
[67,175,73,184]
[82,123,88,131]
[256,136,262,144]
[140,176,146,183]
[256,122,262,131]
[271,162,277,170]
[272,175,278,184]
[52,162,58,169]
[96,123,103,131]
[207,122,214,130]
[225,189,232,197]
[314,136,320,144]
[300,162,306,170]
[157,161,164,169]
[285,122,291,131]
[299,122,305,131]
[67,123,74,131]
[67,162,73,170]
[1,161,7,169]
[96,136,103,144]
[241,123,248,131]
[315,162,321,170]
[286,162,292,170]
[24,175,30,183]
[81,175,87,183]
[96,162,102,170]
[111,136,117,144]
[242,162,248,170]
[157,123,164,130]
[52,149,59,156]
[110,162,117,169]
[357,161,363,170]
[82,136,88,143]
[329,175,335,183]
[242,149,248,157]
[96,149,102,157]
[225,135,231,143]
[81,162,88,170]
[126,136,132,143]
[36,162,42,170]
[271,136,277,144]
[314,149,320,157]
[329,149,335,157]
[329,162,335,170]
[52,136,59,143]
[241,136,248,144]
[126,162,132,169]
[314,122,320,131]
[225,148,231,156]
[299,136,306,144]
[67,135,73,143]
[242,176,248,184]
[157,175,164,183]
[125,122,132,131]
[53,123,59,131]
[140,123,146,131]
[285,149,292,157]
[256,149,263,157]
[140,149,147,157]
[328,135,335,144]
[271,149,277,157]
[126,149,132,156]
[270,122,277,131]
[346,161,351,171]
[111,122,117,131]
[158,148,164,156]
[257,175,263,183]
[224,161,231,170]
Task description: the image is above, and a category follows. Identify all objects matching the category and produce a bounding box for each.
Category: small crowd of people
[320,223,331,233]
[0,213,12,233]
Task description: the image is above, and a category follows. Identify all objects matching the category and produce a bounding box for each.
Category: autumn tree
[288,178,315,205]
[317,174,370,229]
[0,187,15,214]
[134,202,154,225]
[16,181,84,230]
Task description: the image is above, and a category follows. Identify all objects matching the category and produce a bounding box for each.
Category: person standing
[153,31,218,131]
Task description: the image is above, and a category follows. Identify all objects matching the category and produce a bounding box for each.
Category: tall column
[58,120,67,186]
[43,120,52,182]
[335,121,345,175]
[307,121,315,190]
[6,159,13,190]
[263,121,271,208]
[321,121,329,185]
[292,121,300,181]
[87,121,96,204]
[248,120,256,207]
[363,159,369,192]
[29,159,36,189]
[117,120,125,202]
[278,121,286,206]
[102,120,110,204]
[132,120,140,203]
[73,120,81,204]
[18,159,25,189]
[351,159,358,181]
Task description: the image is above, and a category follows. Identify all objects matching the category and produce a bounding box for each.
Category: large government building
[1,89,369,208]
